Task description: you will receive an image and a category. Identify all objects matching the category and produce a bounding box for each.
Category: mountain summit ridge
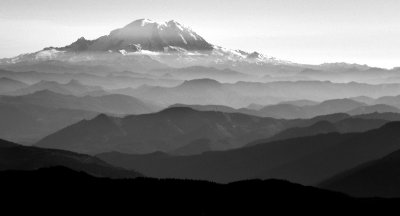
[0,18,291,69]
[59,19,213,53]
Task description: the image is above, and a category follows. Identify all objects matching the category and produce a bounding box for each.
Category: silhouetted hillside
[1,167,396,215]
[36,107,288,154]
[254,121,338,144]
[171,138,213,155]
[98,122,400,185]
[334,117,388,132]
[36,107,398,155]
[248,117,388,146]
[321,137,400,197]
[0,138,141,178]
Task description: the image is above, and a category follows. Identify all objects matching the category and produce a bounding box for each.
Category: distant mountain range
[0,68,181,89]
[170,98,400,119]
[0,90,158,115]
[148,66,253,82]
[347,104,400,115]
[255,99,400,119]
[5,68,400,111]
[0,77,28,93]
[8,79,105,96]
[119,79,400,108]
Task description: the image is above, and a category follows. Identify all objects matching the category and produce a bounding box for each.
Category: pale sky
[0,0,399,68]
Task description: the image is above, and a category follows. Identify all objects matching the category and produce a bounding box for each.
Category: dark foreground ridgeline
[0,138,141,178]
[321,148,400,198]
[1,167,398,215]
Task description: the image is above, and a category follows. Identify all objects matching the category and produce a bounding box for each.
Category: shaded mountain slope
[375,95,400,108]
[278,99,319,107]
[0,77,28,93]
[0,139,141,178]
[260,122,400,185]
[0,90,157,115]
[257,103,308,119]
[0,102,97,143]
[248,116,388,146]
[347,104,400,115]
[171,138,213,156]
[168,103,238,113]
[98,133,354,183]
[36,107,288,154]
[256,98,366,119]
[98,122,400,185]
[36,108,395,156]
[320,146,400,198]
[256,121,338,143]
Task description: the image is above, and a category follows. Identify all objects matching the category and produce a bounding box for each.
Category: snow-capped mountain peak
[137,18,158,27]
[66,19,214,53]
[0,19,291,68]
